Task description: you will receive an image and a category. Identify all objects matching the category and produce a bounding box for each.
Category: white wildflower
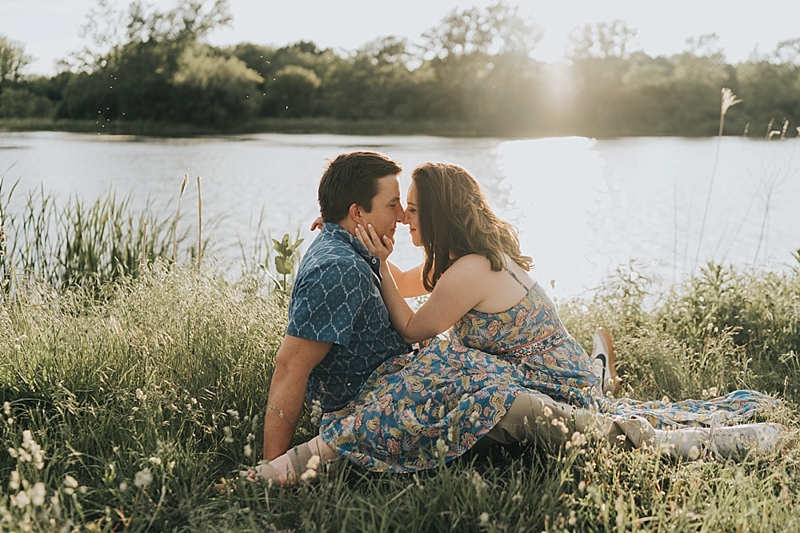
[30,483,46,506]
[299,468,317,482]
[50,494,61,515]
[478,512,489,525]
[64,475,79,495]
[687,445,701,461]
[226,409,240,420]
[148,457,162,465]
[9,470,19,490]
[135,389,147,401]
[134,468,152,488]
[3,402,10,416]
[305,455,321,471]
[470,471,486,495]
[310,400,323,425]
[119,481,128,492]
[568,510,577,526]
[12,490,30,508]
[243,444,252,457]
[222,426,234,444]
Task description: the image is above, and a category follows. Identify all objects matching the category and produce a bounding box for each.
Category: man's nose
[396,204,405,222]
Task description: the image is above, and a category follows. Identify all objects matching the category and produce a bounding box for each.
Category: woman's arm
[357,224,488,344]
[387,261,427,298]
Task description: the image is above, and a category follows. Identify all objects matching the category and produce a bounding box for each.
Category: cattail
[197,176,202,269]
[173,173,188,264]
[140,220,147,272]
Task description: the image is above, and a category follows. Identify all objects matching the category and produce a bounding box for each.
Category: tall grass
[0,181,194,294]
[0,187,798,531]
[0,260,798,529]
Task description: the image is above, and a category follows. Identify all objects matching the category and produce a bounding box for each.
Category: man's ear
[348,203,364,224]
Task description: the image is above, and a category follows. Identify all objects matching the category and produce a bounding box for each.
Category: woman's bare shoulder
[446,254,494,278]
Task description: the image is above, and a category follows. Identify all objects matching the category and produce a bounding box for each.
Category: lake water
[1,131,799,298]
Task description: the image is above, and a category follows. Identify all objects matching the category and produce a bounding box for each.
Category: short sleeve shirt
[286,223,410,411]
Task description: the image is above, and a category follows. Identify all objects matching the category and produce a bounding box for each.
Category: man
[262,151,422,462]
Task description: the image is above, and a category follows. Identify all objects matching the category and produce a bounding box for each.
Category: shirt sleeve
[286,259,370,347]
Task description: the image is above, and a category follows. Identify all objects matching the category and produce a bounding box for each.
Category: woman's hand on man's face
[355,223,393,262]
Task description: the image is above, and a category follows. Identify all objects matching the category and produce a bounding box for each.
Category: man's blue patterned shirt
[286,223,410,411]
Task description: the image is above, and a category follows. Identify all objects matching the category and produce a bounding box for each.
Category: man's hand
[263,335,332,460]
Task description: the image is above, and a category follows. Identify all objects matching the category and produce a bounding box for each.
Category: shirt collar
[322,222,382,279]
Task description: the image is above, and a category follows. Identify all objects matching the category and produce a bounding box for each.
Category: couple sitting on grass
[248,151,783,485]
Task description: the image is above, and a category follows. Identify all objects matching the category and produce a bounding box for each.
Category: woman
[252,163,781,484]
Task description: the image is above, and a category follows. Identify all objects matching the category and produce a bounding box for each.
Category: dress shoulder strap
[504,267,532,291]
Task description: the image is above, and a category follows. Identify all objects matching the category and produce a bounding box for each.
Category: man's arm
[263,335,332,460]
[387,261,427,298]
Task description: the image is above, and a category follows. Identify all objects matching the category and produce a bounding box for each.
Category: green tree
[266,65,320,117]
[325,36,420,120]
[171,44,263,124]
[735,39,800,134]
[63,0,242,124]
[564,20,639,136]
[419,1,545,129]
[0,35,31,85]
[232,41,340,117]
[0,88,53,118]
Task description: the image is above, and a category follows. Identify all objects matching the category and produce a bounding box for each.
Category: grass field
[1,182,799,531]
[1,257,798,532]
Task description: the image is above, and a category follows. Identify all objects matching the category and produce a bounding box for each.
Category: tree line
[1,0,799,137]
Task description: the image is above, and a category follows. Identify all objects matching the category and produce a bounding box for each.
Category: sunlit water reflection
[1,132,798,298]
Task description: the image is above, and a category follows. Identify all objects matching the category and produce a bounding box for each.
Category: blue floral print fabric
[319,271,777,473]
[320,276,600,472]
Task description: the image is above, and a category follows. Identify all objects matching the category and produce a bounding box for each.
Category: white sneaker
[708,423,787,459]
[591,327,619,394]
[654,427,710,460]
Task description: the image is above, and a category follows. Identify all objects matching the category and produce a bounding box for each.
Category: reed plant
[0,185,192,294]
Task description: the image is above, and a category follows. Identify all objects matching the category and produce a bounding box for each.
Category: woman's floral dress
[320,271,778,473]
[319,271,600,473]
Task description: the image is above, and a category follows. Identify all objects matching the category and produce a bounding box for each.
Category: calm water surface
[1,132,799,298]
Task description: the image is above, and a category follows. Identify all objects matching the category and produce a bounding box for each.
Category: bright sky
[3,0,800,75]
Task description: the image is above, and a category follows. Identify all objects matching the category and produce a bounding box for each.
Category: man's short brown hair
[318,152,402,223]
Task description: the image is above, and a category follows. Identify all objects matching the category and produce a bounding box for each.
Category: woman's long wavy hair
[413,162,533,292]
